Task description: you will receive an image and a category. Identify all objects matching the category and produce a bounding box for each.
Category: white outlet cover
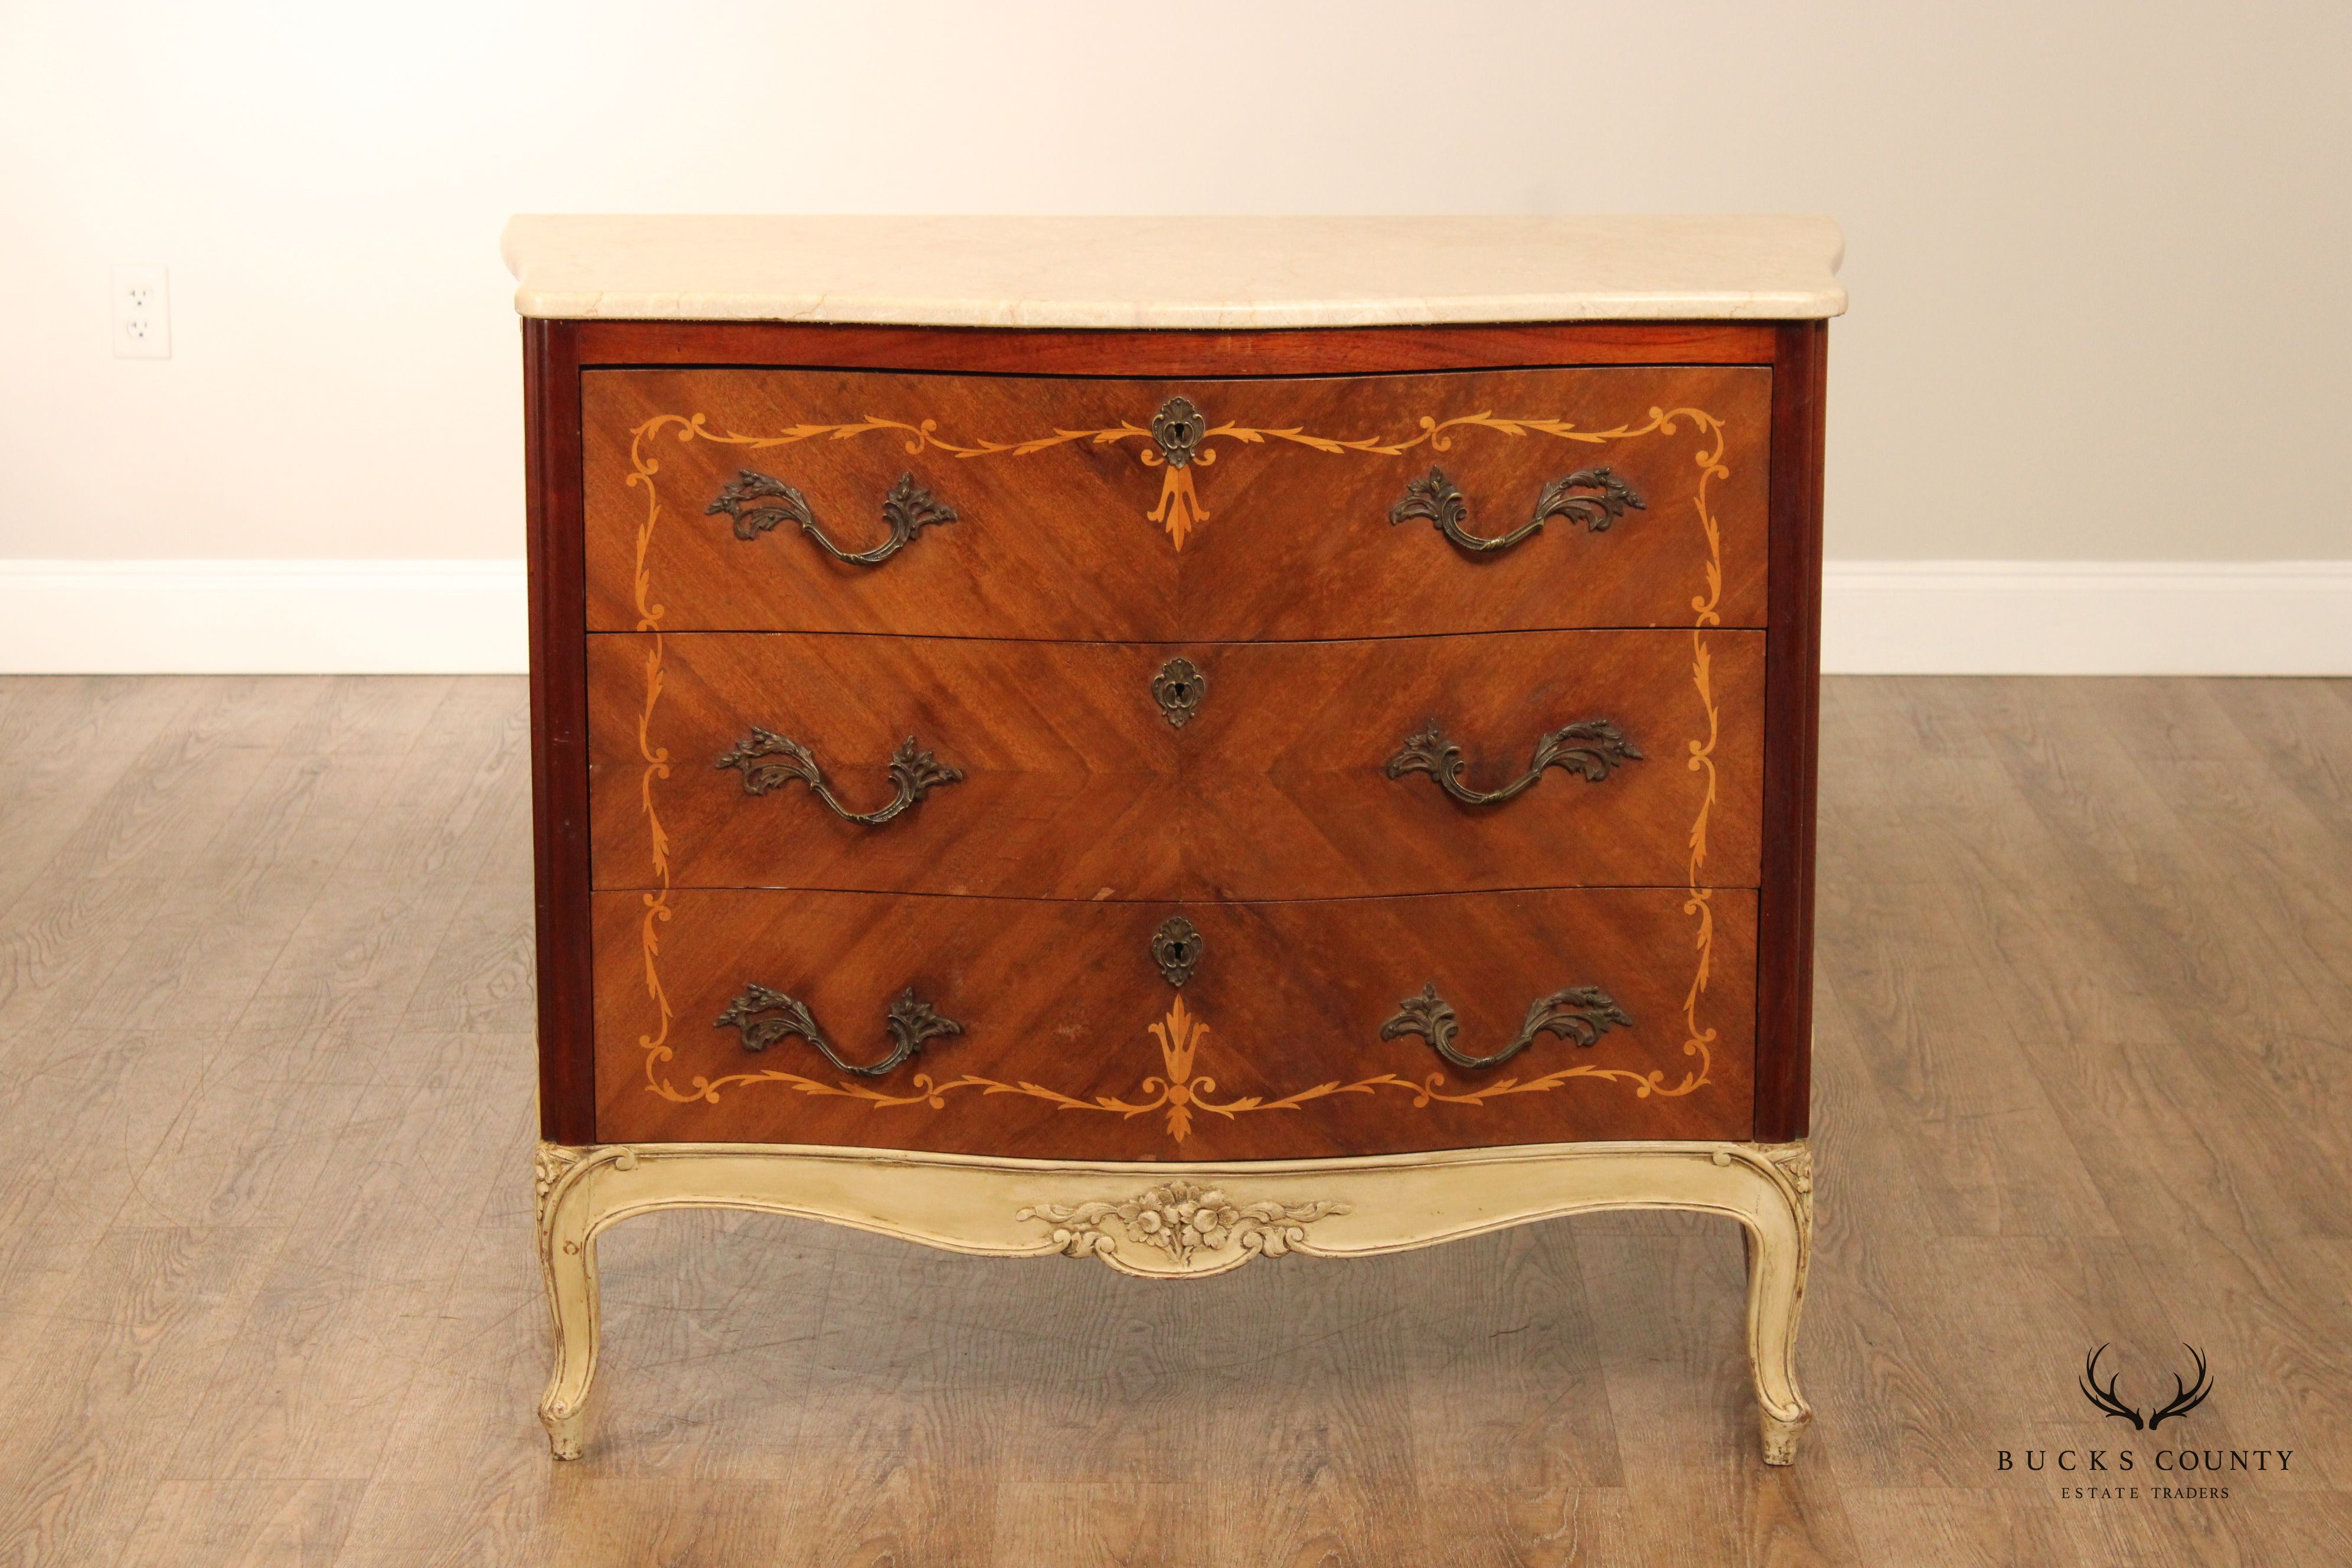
[113,264,171,360]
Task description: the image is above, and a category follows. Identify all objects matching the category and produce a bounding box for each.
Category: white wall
[2,1,2348,669]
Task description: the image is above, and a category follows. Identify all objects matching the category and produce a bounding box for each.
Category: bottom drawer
[593,888,1755,1157]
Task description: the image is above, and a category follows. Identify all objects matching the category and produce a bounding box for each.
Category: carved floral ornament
[617,400,1734,1139]
[1019,1180,1348,1272]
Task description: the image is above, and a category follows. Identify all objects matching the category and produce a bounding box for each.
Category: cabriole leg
[534,1144,603,1459]
[1742,1143,1815,1465]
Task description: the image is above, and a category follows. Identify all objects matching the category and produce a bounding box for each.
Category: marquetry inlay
[615,402,1734,1136]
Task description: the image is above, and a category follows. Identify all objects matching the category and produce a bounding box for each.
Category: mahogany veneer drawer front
[592,886,1756,1157]
[584,628,1763,900]
[517,214,1837,1466]
[583,364,1769,641]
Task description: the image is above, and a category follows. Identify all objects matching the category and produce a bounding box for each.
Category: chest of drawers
[511,215,1840,1465]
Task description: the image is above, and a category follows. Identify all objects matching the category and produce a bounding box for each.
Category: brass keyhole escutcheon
[1151,396,1208,468]
[1151,916,1204,988]
[1152,656,1206,730]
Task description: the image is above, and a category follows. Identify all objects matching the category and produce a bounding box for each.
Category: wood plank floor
[0,674,2347,1566]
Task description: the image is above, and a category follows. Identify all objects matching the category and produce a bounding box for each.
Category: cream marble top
[502,215,1844,326]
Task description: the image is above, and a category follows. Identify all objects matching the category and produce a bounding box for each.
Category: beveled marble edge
[502,214,1846,325]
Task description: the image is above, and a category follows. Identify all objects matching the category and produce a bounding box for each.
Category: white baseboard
[0,558,2347,677]
[1823,560,2352,675]
[0,559,527,674]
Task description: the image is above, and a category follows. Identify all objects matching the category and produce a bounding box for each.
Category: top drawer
[583,364,1769,641]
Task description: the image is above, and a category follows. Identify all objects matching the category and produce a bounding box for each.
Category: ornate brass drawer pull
[716,729,962,825]
[1389,466,1644,556]
[716,984,963,1077]
[707,469,957,566]
[1381,982,1632,1073]
[1386,719,1641,807]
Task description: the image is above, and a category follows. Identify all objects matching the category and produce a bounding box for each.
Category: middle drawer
[592,629,1760,900]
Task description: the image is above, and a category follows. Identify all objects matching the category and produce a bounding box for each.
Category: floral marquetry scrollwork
[639,400,1704,553]
[620,400,1733,1121]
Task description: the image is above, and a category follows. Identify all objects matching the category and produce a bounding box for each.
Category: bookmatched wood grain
[586,631,1182,900]
[584,367,1175,639]
[1180,630,1762,898]
[533,318,1821,1149]
[584,628,1762,900]
[580,364,1768,641]
[1178,366,1766,643]
[592,886,1756,1156]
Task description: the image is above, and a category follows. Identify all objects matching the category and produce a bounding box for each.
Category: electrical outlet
[113,265,171,359]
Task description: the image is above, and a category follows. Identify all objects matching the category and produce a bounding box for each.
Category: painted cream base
[532,1138,1815,1465]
